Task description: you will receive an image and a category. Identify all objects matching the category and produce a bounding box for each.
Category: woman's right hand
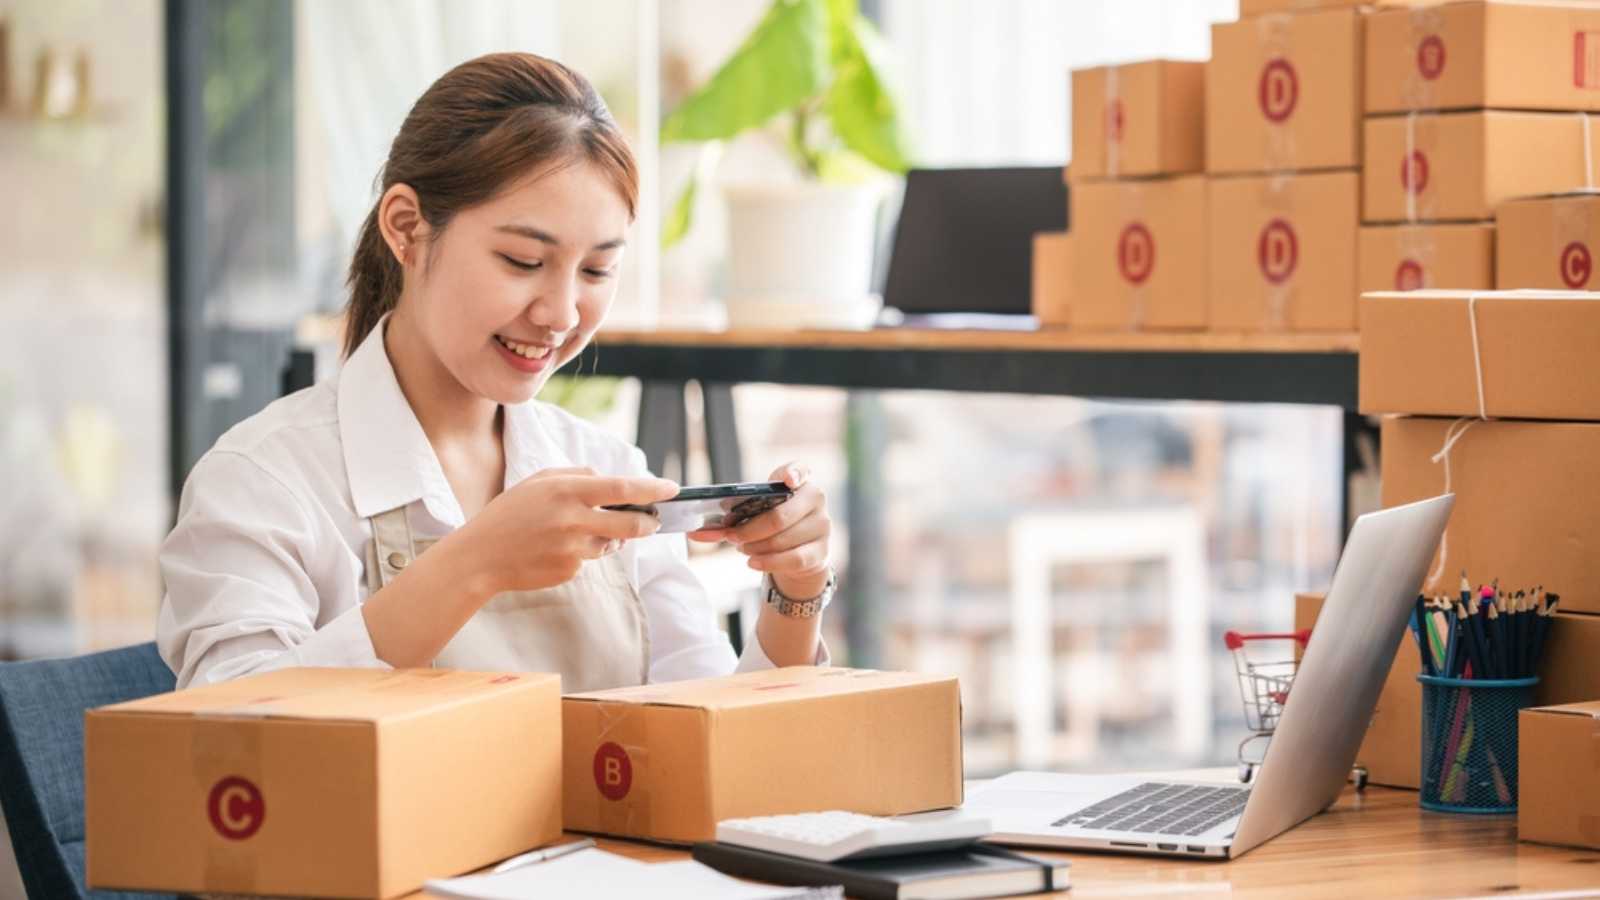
[455,467,678,596]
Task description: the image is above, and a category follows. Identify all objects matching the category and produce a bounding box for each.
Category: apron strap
[366,506,419,594]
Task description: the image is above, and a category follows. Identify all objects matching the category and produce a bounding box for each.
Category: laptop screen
[882,167,1068,316]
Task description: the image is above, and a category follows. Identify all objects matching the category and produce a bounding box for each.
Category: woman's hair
[343,53,639,358]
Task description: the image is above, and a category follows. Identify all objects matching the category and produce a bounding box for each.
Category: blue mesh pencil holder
[1418,675,1537,814]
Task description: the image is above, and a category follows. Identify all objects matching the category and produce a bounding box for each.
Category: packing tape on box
[1402,6,1447,112]
[1104,65,1120,178]
[191,717,264,893]
[1397,226,1438,291]
[1119,181,1147,331]
[590,701,655,837]
[1263,172,1293,330]
[1400,112,1442,225]
[1256,14,1295,170]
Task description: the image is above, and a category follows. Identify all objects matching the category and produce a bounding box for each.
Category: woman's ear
[378,184,427,266]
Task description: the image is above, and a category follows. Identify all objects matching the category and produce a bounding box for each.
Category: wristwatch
[762,568,836,619]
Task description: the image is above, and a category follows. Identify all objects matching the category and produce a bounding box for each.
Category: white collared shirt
[157,321,824,690]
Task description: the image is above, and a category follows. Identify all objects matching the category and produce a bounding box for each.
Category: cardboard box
[1520,701,1600,849]
[1367,1,1600,115]
[1380,416,1600,611]
[1242,0,1429,13]
[1298,596,1600,791]
[1358,223,1494,294]
[1360,289,1600,419]
[1070,176,1207,330]
[1496,192,1600,290]
[1362,111,1598,223]
[1032,231,1072,327]
[1071,61,1205,180]
[563,667,962,844]
[1207,8,1363,175]
[86,668,562,899]
[1208,170,1360,331]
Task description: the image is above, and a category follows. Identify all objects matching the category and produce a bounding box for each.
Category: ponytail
[342,202,404,359]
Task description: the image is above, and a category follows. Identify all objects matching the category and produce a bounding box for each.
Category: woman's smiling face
[404,160,630,405]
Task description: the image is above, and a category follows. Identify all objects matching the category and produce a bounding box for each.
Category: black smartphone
[603,481,793,533]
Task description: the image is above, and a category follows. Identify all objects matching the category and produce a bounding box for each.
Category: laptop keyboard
[1051,782,1250,837]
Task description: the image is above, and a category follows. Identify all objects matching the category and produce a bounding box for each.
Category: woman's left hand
[688,462,832,598]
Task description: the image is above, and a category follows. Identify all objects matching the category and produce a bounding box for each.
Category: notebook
[691,841,1070,900]
[425,848,840,900]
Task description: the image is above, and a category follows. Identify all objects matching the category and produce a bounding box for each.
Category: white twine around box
[1424,293,1492,587]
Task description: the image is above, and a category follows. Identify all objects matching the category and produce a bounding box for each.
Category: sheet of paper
[425,848,840,900]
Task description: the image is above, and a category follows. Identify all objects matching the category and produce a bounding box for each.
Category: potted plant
[661,0,912,329]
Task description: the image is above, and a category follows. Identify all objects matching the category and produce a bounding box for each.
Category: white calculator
[714,810,993,862]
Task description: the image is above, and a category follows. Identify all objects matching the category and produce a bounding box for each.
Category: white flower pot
[721,181,884,329]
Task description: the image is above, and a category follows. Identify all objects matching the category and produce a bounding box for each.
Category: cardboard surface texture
[1358,223,1495,294]
[1496,192,1600,290]
[1380,416,1600,611]
[1360,289,1600,419]
[1071,61,1205,180]
[1208,8,1363,174]
[563,666,963,845]
[86,668,563,899]
[1032,231,1073,327]
[1520,702,1600,849]
[1208,170,1360,330]
[1363,111,1598,223]
[1070,176,1208,330]
[1367,1,1600,114]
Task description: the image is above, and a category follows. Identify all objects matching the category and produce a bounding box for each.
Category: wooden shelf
[598,328,1360,355]
[588,327,1360,409]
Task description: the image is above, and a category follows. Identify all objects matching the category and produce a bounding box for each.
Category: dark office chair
[0,642,176,899]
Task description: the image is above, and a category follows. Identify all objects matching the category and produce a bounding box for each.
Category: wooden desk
[413,785,1600,899]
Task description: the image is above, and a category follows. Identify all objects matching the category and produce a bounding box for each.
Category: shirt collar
[338,316,562,525]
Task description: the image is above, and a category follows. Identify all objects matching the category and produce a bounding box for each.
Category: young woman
[158,53,834,691]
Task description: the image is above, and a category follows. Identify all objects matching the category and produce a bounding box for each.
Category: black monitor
[881,166,1068,316]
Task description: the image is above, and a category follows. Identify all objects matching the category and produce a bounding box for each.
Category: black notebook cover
[691,841,1069,900]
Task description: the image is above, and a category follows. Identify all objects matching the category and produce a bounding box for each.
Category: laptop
[881,167,1068,317]
[959,494,1455,860]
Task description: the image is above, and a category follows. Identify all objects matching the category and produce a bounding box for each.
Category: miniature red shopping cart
[1225,629,1368,789]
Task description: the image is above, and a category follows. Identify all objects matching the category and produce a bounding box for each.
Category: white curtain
[296,0,562,306]
[883,0,1238,166]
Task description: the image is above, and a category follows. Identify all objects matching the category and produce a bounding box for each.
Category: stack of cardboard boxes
[1342,4,1600,808]
[1205,0,1366,331]
[1063,61,1207,330]
[1361,2,1600,296]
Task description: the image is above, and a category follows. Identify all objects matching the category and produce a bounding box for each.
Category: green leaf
[815,148,883,184]
[824,12,913,174]
[662,173,698,249]
[661,0,830,144]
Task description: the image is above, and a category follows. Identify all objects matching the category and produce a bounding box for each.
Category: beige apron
[364,506,650,692]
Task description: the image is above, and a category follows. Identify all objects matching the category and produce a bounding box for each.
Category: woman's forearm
[753,603,824,667]
[361,529,498,667]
